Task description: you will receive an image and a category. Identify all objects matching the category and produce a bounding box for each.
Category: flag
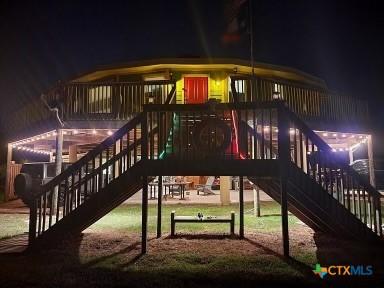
[222,0,249,43]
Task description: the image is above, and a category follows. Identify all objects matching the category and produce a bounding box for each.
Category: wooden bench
[170,211,235,236]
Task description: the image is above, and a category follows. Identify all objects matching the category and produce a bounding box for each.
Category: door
[184,77,208,103]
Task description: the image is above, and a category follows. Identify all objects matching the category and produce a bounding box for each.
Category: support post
[220,176,231,205]
[53,128,63,213]
[253,186,261,217]
[230,211,235,235]
[5,143,12,201]
[157,176,163,238]
[68,144,78,163]
[278,103,290,257]
[239,176,244,238]
[367,135,376,187]
[171,211,175,236]
[28,199,37,246]
[142,176,148,254]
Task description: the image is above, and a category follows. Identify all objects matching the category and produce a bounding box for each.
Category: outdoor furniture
[163,182,191,200]
[170,211,235,236]
[196,176,215,195]
[148,183,158,199]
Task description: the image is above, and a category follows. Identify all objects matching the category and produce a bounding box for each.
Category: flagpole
[249,0,254,100]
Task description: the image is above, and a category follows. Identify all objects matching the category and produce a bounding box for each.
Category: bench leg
[230,211,235,235]
[171,211,175,236]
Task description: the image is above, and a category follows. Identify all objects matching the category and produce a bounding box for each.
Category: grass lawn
[0,201,383,287]
[87,201,302,234]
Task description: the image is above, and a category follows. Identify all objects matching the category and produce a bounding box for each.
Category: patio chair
[196,176,215,195]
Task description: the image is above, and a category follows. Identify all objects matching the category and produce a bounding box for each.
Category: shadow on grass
[244,237,315,277]
[313,231,384,287]
[2,230,383,288]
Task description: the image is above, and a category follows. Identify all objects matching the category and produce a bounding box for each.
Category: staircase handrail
[281,102,381,200]
[35,113,143,196]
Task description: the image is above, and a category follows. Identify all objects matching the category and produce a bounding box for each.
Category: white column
[367,135,375,187]
[220,176,231,205]
[5,143,12,201]
[348,147,354,165]
[253,186,261,217]
[52,128,63,212]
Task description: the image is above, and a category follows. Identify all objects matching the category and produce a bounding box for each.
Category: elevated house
[3,58,382,254]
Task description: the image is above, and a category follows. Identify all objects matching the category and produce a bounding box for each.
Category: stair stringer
[31,161,148,248]
[249,163,381,242]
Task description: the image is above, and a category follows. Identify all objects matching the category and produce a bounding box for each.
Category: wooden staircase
[28,101,382,250]
[28,114,149,247]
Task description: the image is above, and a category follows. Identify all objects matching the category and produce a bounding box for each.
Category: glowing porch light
[332,148,337,152]
[342,134,347,137]
[332,133,337,137]
[350,135,355,138]
[263,126,270,132]
[322,132,328,137]
[289,129,295,135]
[339,148,344,152]
[274,128,279,133]
[359,135,363,139]
[73,129,79,135]
[92,129,97,135]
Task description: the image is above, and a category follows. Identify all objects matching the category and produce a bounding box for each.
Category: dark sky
[0,0,383,136]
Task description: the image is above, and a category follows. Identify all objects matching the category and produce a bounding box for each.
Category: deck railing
[230,76,370,125]
[144,102,279,161]
[45,80,176,121]
[8,80,176,138]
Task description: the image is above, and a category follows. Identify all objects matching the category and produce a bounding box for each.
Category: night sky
[0,0,383,152]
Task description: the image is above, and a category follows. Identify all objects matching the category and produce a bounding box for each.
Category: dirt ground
[0,226,383,288]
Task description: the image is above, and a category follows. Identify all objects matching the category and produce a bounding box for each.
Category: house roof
[71,58,327,89]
